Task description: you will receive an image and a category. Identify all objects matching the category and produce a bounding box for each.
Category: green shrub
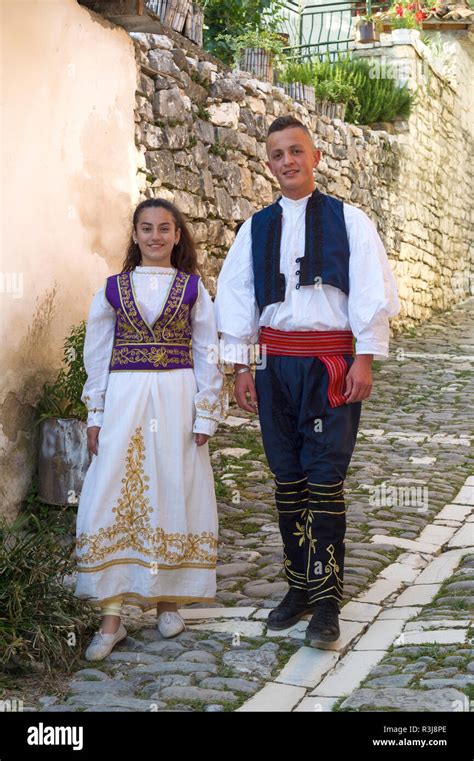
[279,60,314,86]
[36,321,87,423]
[0,511,97,674]
[311,53,416,125]
[314,79,356,103]
[203,0,286,64]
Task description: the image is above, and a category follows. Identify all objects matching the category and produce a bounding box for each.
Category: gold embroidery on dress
[76,426,217,566]
[194,366,228,424]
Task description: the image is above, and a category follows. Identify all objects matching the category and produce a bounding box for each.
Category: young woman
[75,198,225,660]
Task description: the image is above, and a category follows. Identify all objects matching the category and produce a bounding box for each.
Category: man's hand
[87,426,101,455]
[234,366,258,413]
[343,355,373,404]
[195,433,210,446]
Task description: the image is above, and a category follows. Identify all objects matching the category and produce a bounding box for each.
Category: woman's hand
[195,433,210,447]
[87,426,101,455]
[343,355,373,404]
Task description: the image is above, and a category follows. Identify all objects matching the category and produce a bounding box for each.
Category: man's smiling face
[266,126,321,200]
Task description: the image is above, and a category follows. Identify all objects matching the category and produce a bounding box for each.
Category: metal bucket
[38,418,92,506]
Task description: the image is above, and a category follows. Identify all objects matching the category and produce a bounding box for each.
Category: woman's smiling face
[133,207,181,267]
[266,126,321,199]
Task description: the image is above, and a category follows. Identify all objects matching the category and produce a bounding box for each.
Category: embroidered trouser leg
[255,355,361,605]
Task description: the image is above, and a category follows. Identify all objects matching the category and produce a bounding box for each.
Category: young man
[215,116,400,645]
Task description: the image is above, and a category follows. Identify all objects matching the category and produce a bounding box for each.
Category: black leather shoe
[306,599,341,644]
[267,588,315,630]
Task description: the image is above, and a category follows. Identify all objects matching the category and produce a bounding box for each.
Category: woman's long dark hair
[121,198,200,275]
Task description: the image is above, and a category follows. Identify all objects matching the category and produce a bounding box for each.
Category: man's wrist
[355,354,374,363]
[234,363,251,376]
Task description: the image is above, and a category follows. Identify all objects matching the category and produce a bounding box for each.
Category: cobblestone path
[35,298,473,713]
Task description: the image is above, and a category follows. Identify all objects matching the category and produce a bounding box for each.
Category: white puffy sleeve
[345,204,400,360]
[81,287,116,428]
[191,279,227,437]
[214,218,260,366]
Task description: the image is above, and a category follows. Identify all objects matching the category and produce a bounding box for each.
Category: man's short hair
[267,115,312,139]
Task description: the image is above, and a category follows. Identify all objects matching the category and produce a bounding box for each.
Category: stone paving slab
[435,504,473,522]
[356,578,402,604]
[396,630,468,645]
[370,535,440,554]
[186,621,265,637]
[378,606,422,620]
[294,696,339,712]
[339,601,382,622]
[237,683,306,712]
[393,583,442,606]
[414,548,472,584]
[274,647,339,688]
[180,607,256,620]
[354,620,405,651]
[311,651,386,698]
[448,525,473,548]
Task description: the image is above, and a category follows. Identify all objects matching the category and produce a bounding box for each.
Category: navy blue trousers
[255,355,361,607]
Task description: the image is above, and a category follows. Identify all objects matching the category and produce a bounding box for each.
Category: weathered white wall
[1,0,139,520]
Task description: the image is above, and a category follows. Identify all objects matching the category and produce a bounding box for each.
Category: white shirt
[82,266,225,435]
[214,192,400,362]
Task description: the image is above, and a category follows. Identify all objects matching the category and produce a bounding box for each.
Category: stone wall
[131,27,474,330]
[353,29,474,322]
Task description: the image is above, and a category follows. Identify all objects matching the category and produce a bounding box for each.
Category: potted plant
[36,322,91,507]
[184,0,205,46]
[314,79,356,121]
[381,2,438,41]
[147,0,192,34]
[219,27,286,83]
[354,12,384,43]
[279,60,316,109]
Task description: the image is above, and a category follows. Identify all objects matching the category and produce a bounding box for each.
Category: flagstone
[180,607,256,620]
[415,548,469,584]
[339,601,382,622]
[447,524,473,548]
[312,650,386,697]
[395,629,468,646]
[357,578,402,605]
[237,682,306,712]
[354,620,404,651]
[393,584,442,606]
[294,696,338,712]
[275,647,339,688]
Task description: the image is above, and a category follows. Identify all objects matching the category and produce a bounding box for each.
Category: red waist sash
[259,327,355,408]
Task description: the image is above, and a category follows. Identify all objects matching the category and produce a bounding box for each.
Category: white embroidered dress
[74,266,225,610]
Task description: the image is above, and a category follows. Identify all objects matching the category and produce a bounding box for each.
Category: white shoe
[157,611,186,638]
[84,622,127,661]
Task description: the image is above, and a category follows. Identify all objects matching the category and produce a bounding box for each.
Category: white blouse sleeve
[345,204,400,360]
[214,218,260,366]
[191,279,227,437]
[81,287,116,428]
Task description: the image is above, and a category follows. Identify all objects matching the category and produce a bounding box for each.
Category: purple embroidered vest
[105,269,199,372]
